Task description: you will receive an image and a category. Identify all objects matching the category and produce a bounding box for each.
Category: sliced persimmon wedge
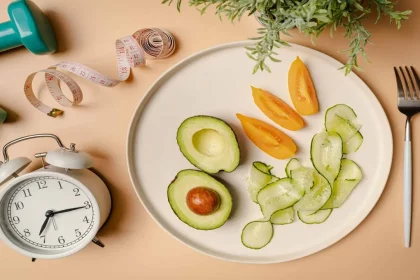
[288,56,319,115]
[252,86,304,131]
[236,113,297,159]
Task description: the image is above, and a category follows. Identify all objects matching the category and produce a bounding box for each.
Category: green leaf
[248,7,257,16]
[263,63,272,73]
[246,52,257,61]
[269,55,281,62]
[253,63,260,74]
[277,40,291,47]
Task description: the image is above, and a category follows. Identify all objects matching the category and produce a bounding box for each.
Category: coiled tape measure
[24,28,176,117]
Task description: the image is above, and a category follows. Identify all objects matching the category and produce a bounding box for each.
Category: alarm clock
[0,134,111,261]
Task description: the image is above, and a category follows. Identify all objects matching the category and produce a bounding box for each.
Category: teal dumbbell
[0,0,56,55]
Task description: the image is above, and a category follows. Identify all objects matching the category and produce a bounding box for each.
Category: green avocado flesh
[168,169,232,230]
[177,116,240,174]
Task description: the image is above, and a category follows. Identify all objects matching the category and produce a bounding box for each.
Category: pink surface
[0,0,419,279]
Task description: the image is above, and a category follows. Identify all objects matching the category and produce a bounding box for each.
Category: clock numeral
[84,201,91,209]
[23,229,31,237]
[14,201,24,210]
[58,236,65,245]
[40,235,46,244]
[37,180,47,189]
[23,188,32,197]
[58,181,63,189]
[12,216,20,224]
[73,188,80,196]
[83,216,90,224]
[75,229,81,237]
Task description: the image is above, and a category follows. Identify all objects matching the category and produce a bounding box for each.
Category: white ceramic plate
[127,41,393,264]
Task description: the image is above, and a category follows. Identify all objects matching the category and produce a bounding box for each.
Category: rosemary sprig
[163,0,411,75]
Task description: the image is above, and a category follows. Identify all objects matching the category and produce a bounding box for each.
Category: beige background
[0,0,419,279]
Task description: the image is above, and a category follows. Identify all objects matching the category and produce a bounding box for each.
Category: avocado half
[168,169,232,230]
[177,116,240,174]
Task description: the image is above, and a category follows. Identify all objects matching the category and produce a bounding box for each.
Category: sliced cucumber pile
[270,208,294,225]
[343,132,363,154]
[322,159,363,209]
[325,104,363,154]
[290,167,315,192]
[298,209,333,224]
[241,104,364,250]
[241,220,273,249]
[293,171,331,214]
[247,161,274,203]
[285,158,301,177]
[311,131,342,186]
[257,178,304,218]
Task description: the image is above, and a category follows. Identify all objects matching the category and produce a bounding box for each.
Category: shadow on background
[0,104,20,123]
[44,10,72,53]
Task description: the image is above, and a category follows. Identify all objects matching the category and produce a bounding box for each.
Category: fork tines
[394,66,420,101]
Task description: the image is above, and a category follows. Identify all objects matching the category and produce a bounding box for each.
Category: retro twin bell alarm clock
[0,134,111,261]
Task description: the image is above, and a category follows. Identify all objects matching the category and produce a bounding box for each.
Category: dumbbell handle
[0,21,22,51]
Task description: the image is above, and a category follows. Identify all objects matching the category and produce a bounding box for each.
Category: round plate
[127,41,393,264]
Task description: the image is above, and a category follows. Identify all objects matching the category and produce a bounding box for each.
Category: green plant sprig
[162,0,411,75]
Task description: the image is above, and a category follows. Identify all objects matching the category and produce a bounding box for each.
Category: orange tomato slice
[252,86,304,131]
[288,56,319,115]
[236,114,297,159]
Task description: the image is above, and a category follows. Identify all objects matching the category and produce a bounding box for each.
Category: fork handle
[404,117,412,248]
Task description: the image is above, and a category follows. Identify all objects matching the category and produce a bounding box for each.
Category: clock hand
[39,210,53,235]
[39,216,50,235]
[52,206,86,215]
[51,216,58,231]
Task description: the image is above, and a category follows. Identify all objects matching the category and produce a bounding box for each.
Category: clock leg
[92,236,105,248]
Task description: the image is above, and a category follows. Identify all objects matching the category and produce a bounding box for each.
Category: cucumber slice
[343,132,363,154]
[310,131,343,186]
[241,220,273,249]
[325,104,359,123]
[257,178,304,218]
[298,209,332,224]
[285,158,301,178]
[325,104,361,130]
[253,161,272,174]
[293,171,331,213]
[290,167,315,192]
[326,115,359,142]
[270,207,294,225]
[248,162,273,203]
[325,104,361,142]
[322,159,363,209]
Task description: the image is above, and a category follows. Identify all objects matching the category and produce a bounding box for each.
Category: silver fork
[394,66,420,248]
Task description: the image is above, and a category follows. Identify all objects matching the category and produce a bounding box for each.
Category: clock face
[1,176,95,250]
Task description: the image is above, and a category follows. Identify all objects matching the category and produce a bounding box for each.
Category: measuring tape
[24,28,176,117]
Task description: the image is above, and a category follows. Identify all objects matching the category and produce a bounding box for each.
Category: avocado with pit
[168,169,232,230]
[177,116,240,174]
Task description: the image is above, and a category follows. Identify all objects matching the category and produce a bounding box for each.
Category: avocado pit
[186,187,220,215]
